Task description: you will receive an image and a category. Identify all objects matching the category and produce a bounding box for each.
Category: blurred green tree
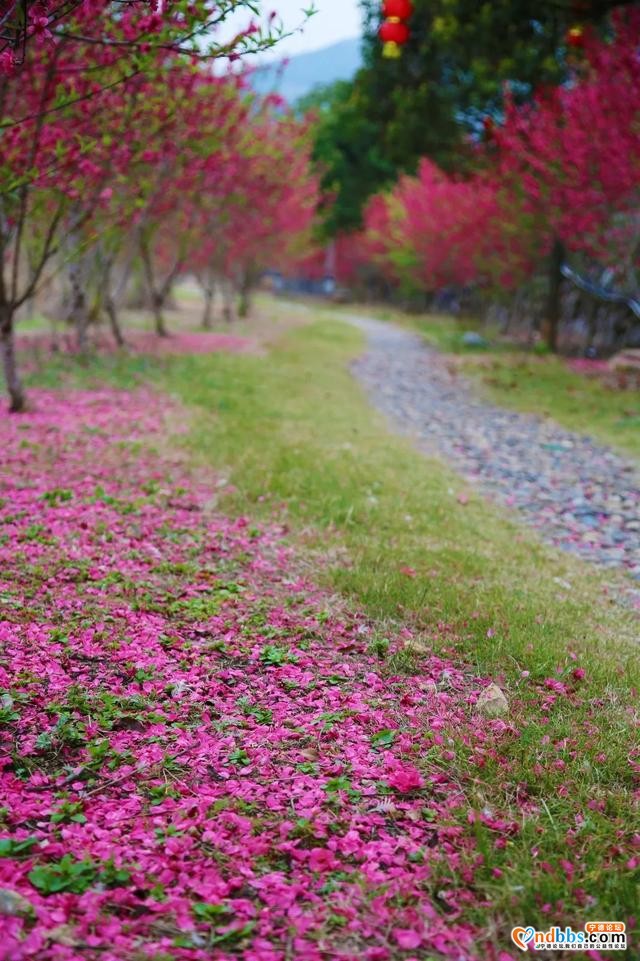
[305,0,638,234]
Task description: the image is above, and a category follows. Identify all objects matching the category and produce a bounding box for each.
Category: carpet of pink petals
[1,390,520,961]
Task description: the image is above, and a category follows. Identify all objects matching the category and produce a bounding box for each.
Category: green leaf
[28,856,130,895]
[370,728,398,748]
[259,645,297,666]
[0,837,39,857]
[28,857,99,895]
[192,902,232,922]
[209,922,256,946]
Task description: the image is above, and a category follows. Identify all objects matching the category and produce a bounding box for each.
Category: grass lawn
[25,299,640,949]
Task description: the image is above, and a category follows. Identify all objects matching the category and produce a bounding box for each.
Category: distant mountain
[252,37,361,105]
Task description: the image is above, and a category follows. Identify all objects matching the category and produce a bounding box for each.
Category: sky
[269,0,362,57]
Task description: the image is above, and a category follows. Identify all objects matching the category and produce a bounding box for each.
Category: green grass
[24,305,640,945]
[459,352,640,461]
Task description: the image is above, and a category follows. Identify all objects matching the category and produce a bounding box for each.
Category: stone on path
[474,684,509,717]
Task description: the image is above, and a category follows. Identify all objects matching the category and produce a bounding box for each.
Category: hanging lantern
[379,0,412,59]
[381,0,413,21]
[566,25,585,48]
[379,20,410,57]
[378,10,411,59]
[379,20,409,44]
[482,116,495,139]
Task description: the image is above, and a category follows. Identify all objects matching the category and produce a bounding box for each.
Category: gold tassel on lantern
[382,41,401,58]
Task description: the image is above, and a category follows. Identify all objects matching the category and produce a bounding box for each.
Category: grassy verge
[458,352,640,462]
[25,303,640,948]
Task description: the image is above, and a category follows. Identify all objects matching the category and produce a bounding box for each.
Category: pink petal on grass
[394,929,422,949]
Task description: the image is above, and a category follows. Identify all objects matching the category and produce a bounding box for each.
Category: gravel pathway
[345,312,640,602]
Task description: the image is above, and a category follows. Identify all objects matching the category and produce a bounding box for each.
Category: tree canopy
[307,0,640,234]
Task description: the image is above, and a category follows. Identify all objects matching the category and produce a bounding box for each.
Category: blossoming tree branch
[0,0,317,411]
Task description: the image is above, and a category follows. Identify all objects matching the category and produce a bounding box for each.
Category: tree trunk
[201,282,215,329]
[105,296,127,348]
[0,304,26,413]
[140,238,169,337]
[74,305,90,353]
[543,237,564,353]
[238,285,251,318]
[151,293,168,337]
[237,269,253,318]
[221,278,235,324]
[68,260,90,353]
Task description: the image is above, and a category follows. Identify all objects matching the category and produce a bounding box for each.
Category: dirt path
[344,312,640,606]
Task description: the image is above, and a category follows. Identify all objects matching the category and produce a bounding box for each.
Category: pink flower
[307,847,339,873]
[387,764,424,793]
[394,929,422,949]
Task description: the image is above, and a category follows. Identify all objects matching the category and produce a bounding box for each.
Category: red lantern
[566,26,584,48]
[482,116,495,137]
[379,19,409,46]
[379,0,411,60]
[382,0,413,21]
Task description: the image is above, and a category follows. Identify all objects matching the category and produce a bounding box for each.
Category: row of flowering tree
[329,10,640,351]
[0,0,318,411]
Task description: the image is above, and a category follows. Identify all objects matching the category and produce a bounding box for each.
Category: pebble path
[345,313,640,603]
